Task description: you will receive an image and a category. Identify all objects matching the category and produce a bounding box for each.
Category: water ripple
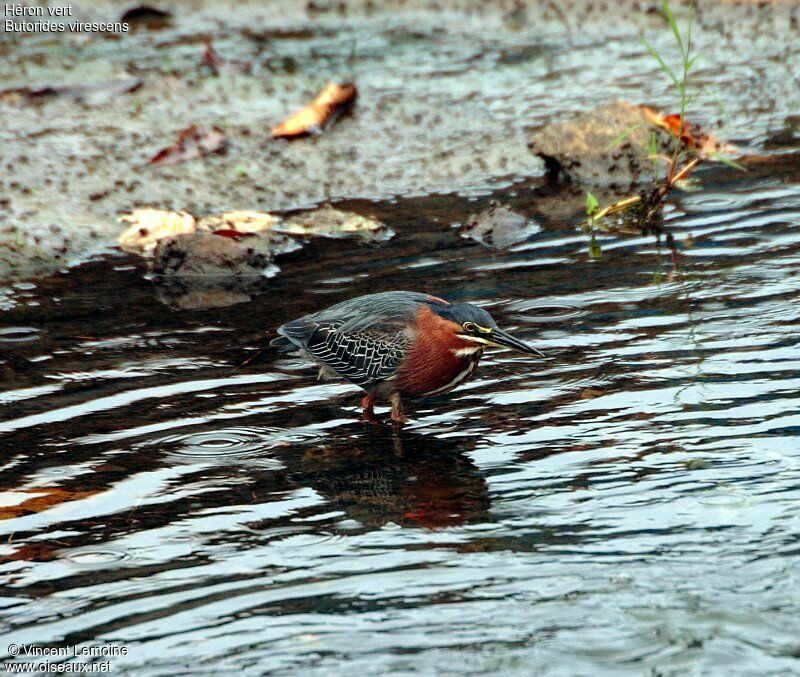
[144,426,320,461]
[0,326,40,342]
[0,14,799,675]
[60,547,132,568]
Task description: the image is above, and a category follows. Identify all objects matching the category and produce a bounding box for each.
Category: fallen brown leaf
[0,488,97,520]
[149,124,228,166]
[640,106,734,158]
[203,43,252,75]
[0,543,57,563]
[271,82,357,139]
[211,228,258,240]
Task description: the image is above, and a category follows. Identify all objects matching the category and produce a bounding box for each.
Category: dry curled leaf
[149,124,228,166]
[211,229,258,240]
[0,86,58,103]
[197,210,280,234]
[118,208,196,253]
[271,82,357,139]
[640,106,735,158]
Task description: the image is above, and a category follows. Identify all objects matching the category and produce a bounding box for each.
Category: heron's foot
[390,393,408,426]
[361,393,379,423]
[361,412,383,426]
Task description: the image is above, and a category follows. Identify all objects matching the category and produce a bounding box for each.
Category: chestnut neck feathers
[396,305,483,397]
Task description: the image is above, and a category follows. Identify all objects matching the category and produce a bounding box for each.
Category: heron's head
[436,302,544,357]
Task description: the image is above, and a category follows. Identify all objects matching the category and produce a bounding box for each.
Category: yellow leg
[390,393,408,425]
[361,392,377,421]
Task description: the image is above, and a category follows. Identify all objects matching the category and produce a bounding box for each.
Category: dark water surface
[2,149,800,673]
[2,151,800,674]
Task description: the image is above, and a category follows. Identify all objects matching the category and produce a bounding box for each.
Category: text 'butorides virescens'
[272,291,544,424]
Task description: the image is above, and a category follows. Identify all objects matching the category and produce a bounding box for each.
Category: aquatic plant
[585,0,743,235]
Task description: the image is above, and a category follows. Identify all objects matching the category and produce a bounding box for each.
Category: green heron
[272,291,543,424]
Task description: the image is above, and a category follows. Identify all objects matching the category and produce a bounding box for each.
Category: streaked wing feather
[304,324,411,386]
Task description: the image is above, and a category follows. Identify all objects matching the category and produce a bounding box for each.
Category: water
[2,151,799,673]
[2,4,800,673]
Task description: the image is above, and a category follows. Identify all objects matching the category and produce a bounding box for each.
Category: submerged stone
[278,206,393,242]
[460,200,541,248]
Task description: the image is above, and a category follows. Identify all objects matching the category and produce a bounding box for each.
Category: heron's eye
[463,322,477,333]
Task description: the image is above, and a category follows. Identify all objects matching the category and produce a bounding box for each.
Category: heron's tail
[271,334,308,358]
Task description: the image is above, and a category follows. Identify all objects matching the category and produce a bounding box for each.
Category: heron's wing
[302,324,412,386]
[276,292,440,387]
[312,291,444,333]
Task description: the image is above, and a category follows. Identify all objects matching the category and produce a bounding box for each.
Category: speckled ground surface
[1,0,798,279]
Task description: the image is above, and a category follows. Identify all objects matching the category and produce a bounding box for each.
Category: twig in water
[228,348,267,374]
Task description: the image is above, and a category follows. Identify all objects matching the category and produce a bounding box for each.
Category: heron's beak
[489,328,545,357]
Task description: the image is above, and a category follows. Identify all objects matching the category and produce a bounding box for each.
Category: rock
[685,458,713,471]
[460,200,541,248]
[149,228,285,309]
[528,100,680,184]
[278,205,393,242]
[118,209,196,253]
[150,232,278,278]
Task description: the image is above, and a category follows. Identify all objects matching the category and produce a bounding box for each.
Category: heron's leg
[390,393,408,425]
[361,392,377,421]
